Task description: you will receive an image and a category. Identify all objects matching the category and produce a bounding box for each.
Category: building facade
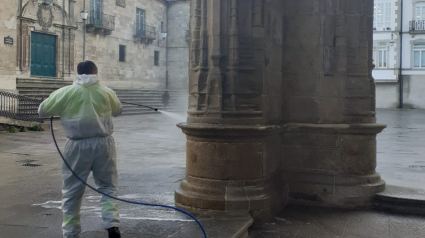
[0,0,189,93]
[373,0,425,108]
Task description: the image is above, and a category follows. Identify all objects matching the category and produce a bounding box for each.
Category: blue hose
[50,117,207,238]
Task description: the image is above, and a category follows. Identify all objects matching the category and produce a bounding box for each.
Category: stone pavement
[0,110,424,238]
[376,109,425,190]
[249,204,425,238]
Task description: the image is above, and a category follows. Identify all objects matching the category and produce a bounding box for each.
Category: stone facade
[0,0,190,91]
[74,0,167,89]
[373,0,425,109]
[0,1,19,92]
[176,0,386,224]
[167,1,190,90]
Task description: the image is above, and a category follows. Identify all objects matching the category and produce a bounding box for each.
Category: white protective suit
[38,75,123,238]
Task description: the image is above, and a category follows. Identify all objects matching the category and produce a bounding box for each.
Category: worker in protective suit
[38,61,122,238]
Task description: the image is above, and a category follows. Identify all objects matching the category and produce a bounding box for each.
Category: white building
[373,0,425,108]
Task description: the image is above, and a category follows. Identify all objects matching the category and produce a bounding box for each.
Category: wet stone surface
[0,114,252,238]
[0,110,425,237]
[249,204,425,238]
[376,109,425,190]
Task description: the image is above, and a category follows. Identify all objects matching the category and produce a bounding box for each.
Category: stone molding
[283,123,387,135]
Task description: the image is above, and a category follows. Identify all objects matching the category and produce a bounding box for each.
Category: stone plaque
[116,0,125,7]
[4,36,13,45]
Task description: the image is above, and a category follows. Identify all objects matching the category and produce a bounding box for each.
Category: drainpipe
[165,1,170,89]
[82,0,87,61]
[63,0,66,78]
[399,0,404,108]
[18,0,22,72]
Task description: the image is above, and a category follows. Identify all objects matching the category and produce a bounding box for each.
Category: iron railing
[0,91,44,123]
[89,10,115,31]
[135,24,157,39]
[410,20,425,32]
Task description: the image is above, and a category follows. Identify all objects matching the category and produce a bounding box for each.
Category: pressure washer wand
[121,102,159,111]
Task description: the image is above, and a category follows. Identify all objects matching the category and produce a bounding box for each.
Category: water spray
[49,116,206,238]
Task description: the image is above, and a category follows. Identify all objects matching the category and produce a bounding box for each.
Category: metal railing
[89,10,115,31]
[410,20,425,32]
[0,91,44,123]
[135,24,157,39]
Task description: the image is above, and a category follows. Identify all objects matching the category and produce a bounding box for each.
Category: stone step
[17,89,59,93]
[17,77,72,83]
[373,185,425,216]
[17,84,70,89]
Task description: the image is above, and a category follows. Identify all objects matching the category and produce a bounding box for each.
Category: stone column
[176,0,287,222]
[281,0,386,208]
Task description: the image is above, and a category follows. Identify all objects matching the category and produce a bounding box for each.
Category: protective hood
[74,74,99,86]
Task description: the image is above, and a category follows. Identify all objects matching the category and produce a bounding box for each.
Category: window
[90,0,103,26]
[416,2,425,21]
[154,51,160,66]
[374,0,392,30]
[136,8,146,36]
[413,44,425,68]
[375,44,388,68]
[119,45,126,62]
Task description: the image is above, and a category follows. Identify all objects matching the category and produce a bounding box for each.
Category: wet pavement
[376,109,425,190]
[249,204,425,238]
[0,109,424,237]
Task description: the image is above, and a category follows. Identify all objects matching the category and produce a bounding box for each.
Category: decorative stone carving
[116,0,125,8]
[37,3,53,31]
[178,0,386,226]
[176,0,287,224]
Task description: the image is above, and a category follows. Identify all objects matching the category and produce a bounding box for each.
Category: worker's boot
[107,227,121,238]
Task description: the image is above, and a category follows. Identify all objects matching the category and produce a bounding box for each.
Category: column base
[281,123,387,208]
[283,172,385,208]
[175,173,288,224]
[176,123,288,224]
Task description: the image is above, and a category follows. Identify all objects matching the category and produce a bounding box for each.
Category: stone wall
[167,1,190,90]
[0,0,190,92]
[0,0,18,92]
[73,0,168,89]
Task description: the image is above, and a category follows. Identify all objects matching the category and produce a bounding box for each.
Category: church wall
[0,0,19,92]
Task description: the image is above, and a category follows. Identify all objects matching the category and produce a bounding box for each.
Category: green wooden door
[31,32,56,77]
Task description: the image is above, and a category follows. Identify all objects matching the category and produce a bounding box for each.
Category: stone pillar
[176,0,287,222]
[281,0,386,208]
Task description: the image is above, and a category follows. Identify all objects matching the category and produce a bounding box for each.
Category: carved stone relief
[116,0,126,8]
[37,3,53,31]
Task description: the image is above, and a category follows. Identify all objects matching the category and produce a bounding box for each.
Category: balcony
[134,24,156,44]
[86,11,115,36]
[409,20,425,34]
